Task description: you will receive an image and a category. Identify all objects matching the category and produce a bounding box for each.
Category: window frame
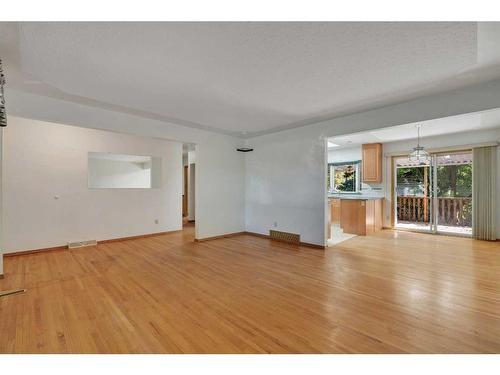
[328,161,361,193]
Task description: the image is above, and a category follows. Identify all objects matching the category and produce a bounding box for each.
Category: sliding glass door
[394,156,432,232]
[394,150,472,236]
[434,151,473,235]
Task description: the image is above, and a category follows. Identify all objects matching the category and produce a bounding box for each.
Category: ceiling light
[408,124,430,164]
[328,141,339,148]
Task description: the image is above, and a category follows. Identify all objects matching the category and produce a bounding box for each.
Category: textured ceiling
[2,22,500,137]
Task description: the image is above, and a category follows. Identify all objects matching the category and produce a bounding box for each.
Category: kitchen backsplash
[360,182,385,197]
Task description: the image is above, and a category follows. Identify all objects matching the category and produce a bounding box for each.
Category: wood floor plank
[1,225,499,353]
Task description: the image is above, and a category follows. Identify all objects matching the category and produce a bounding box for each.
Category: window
[328,162,360,193]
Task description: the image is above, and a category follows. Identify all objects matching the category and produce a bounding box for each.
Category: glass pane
[435,151,472,236]
[333,164,357,192]
[394,156,432,232]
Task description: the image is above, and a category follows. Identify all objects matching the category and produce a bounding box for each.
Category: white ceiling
[2,22,500,137]
[328,108,500,148]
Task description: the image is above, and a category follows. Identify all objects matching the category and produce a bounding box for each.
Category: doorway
[183,165,188,217]
[394,150,473,236]
[182,143,196,231]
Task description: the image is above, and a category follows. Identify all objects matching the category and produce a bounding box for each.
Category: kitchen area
[328,142,385,245]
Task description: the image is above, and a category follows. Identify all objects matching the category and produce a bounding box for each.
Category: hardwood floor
[1,227,499,353]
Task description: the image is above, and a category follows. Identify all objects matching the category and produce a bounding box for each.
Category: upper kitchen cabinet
[362,143,383,183]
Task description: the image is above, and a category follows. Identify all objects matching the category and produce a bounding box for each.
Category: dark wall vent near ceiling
[236,147,253,152]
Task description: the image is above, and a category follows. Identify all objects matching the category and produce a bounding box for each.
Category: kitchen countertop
[328,194,383,200]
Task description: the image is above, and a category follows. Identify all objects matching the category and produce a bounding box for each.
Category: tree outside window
[328,162,360,192]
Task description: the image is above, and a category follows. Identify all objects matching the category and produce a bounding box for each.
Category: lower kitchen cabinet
[340,198,383,236]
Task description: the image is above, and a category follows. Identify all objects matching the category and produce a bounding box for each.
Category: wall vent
[269,230,300,245]
[67,240,98,249]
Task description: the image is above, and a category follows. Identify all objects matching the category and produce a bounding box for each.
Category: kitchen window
[328,161,361,193]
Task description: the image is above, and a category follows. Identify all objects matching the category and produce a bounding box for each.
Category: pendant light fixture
[0,59,7,127]
[408,124,430,164]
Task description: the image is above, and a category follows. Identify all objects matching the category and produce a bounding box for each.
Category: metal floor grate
[269,230,300,245]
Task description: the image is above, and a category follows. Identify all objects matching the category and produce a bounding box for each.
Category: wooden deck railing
[397,196,472,227]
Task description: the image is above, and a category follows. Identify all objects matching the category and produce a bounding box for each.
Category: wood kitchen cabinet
[340,199,383,236]
[328,198,341,239]
[331,198,341,225]
[362,143,383,183]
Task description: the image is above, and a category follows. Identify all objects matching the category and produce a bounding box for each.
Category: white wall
[88,158,153,189]
[328,147,362,163]
[245,126,326,245]
[245,79,500,246]
[7,90,246,241]
[3,116,183,253]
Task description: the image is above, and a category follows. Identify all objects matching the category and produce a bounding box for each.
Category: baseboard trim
[4,230,181,257]
[5,228,327,257]
[244,231,268,239]
[300,242,326,250]
[99,230,181,244]
[195,232,246,242]
[196,230,325,249]
[244,231,326,250]
[4,245,68,257]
